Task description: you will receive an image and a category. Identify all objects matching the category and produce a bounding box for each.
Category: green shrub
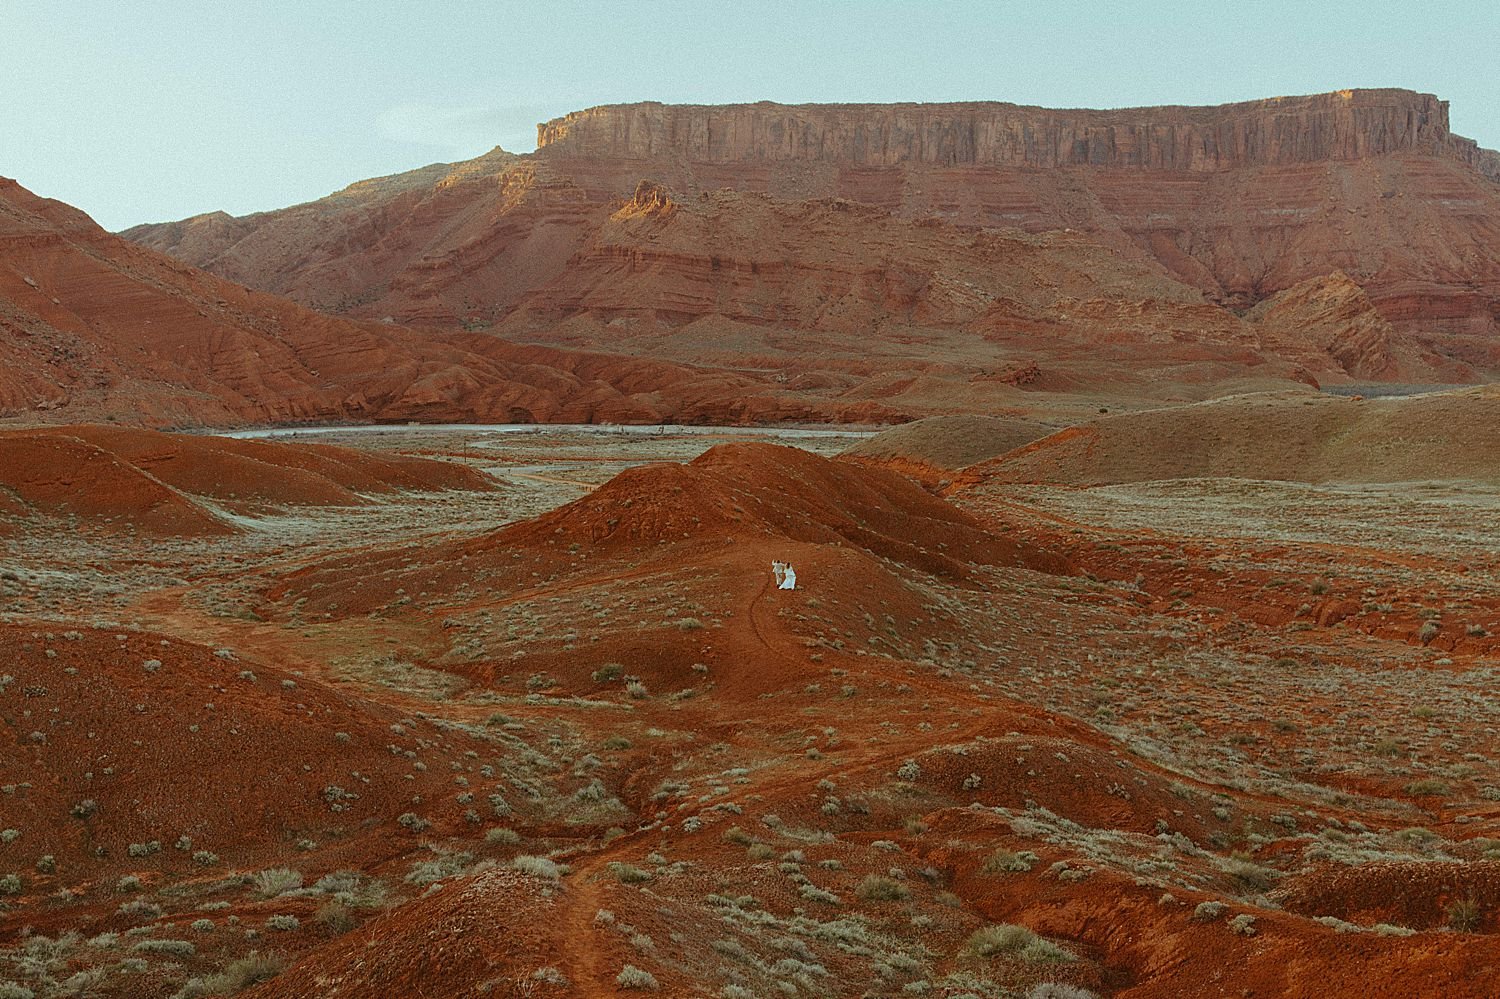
[962,924,1073,963]
[608,862,653,884]
[510,855,562,879]
[855,875,910,901]
[982,849,1038,874]
[616,965,659,990]
[131,939,196,958]
[1446,896,1482,932]
[251,868,303,898]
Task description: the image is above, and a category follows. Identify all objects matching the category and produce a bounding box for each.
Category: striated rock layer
[536,90,1492,173]
[0,177,890,427]
[123,89,1500,363]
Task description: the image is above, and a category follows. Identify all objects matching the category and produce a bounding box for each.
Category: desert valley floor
[2,402,1498,999]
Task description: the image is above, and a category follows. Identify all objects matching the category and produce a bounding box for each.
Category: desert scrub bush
[117,899,162,920]
[1027,985,1098,999]
[962,924,1073,963]
[896,759,922,782]
[1192,901,1226,921]
[0,874,20,895]
[178,951,285,997]
[855,875,910,901]
[190,918,215,933]
[511,855,562,880]
[592,663,623,682]
[608,862,652,884]
[131,939,196,958]
[676,617,704,631]
[1405,779,1451,797]
[315,900,357,932]
[406,850,476,885]
[1445,896,1482,932]
[1222,857,1278,892]
[192,850,219,867]
[625,680,649,699]
[265,914,299,931]
[982,849,1038,874]
[0,984,34,999]
[1227,914,1257,936]
[798,883,841,905]
[616,965,659,990]
[485,827,521,845]
[128,840,161,857]
[1418,621,1440,643]
[396,812,431,832]
[251,868,303,898]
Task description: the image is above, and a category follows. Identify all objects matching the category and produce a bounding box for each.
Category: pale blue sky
[3,0,1496,231]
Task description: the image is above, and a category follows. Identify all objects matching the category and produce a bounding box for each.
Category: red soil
[0,424,497,533]
[0,433,233,536]
[268,441,1068,622]
[0,624,500,881]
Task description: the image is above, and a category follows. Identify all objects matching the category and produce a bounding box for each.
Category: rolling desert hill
[0,424,496,536]
[957,386,1500,487]
[123,89,1500,391]
[842,413,1057,485]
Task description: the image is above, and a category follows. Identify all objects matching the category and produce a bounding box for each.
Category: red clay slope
[0,424,495,534]
[0,623,501,879]
[0,433,233,536]
[0,178,878,427]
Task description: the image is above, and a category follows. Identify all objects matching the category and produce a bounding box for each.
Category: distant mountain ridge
[119,89,1500,392]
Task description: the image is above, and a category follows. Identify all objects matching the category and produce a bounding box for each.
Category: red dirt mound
[245,867,566,999]
[49,424,494,512]
[0,433,232,536]
[270,442,1066,620]
[0,624,500,880]
[0,425,496,532]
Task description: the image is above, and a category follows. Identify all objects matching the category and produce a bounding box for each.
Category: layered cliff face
[1,178,878,426]
[536,90,1482,172]
[123,89,1500,390]
[532,92,1500,324]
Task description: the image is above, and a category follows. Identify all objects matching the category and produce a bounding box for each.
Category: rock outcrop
[536,90,1485,172]
[1247,272,1466,383]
